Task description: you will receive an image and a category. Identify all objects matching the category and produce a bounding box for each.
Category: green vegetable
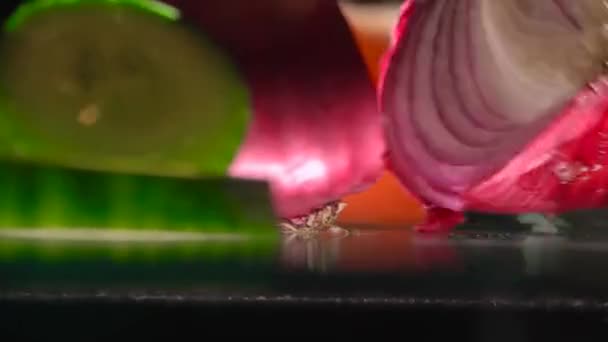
[0,1,275,238]
[0,0,250,177]
[0,160,278,237]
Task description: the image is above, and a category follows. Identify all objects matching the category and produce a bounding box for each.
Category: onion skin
[380,0,608,232]
[163,0,385,219]
[466,78,608,214]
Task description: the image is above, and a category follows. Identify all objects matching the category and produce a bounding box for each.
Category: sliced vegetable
[164,0,386,219]
[0,0,250,177]
[379,0,608,231]
[0,160,277,237]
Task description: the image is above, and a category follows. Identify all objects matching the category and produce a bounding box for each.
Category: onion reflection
[279,228,461,273]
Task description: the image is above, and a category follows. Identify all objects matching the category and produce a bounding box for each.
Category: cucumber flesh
[0,0,250,177]
[0,160,278,237]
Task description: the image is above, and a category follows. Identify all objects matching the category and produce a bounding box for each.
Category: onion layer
[380,0,608,230]
[165,0,385,218]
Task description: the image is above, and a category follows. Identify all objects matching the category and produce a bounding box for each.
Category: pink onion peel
[164,0,386,219]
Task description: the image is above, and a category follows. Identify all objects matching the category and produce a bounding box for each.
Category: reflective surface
[3,211,608,311]
[4,213,608,339]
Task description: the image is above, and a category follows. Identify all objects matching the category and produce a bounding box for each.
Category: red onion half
[163,0,385,219]
[380,0,608,231]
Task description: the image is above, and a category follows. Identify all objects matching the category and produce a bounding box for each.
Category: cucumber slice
[0,160,278,238]
[0,0,250,177]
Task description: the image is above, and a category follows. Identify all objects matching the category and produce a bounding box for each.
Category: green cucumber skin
[0,160,277,234]
[0,0,251,178]
[4,0,180,31]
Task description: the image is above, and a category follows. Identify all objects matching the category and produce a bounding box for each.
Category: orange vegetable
[339,171,425,227]
[338,3,425,227]
[339,2,397,82]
